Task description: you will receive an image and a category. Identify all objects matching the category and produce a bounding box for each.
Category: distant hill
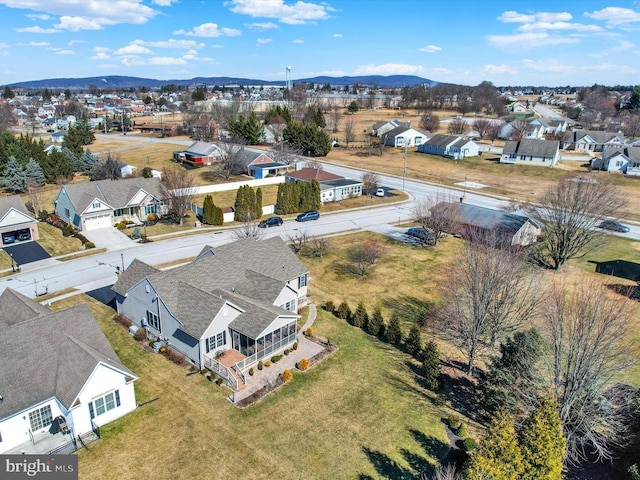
[9,74,435,90]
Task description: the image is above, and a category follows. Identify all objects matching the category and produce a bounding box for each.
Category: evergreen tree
[78,149,98,174]
[421,340,441,391]
[336,301,351,321]
[234,185,248,221]
[2,85,15,99]
[519,395,565,480]
[62,147,79,172]
[405,323,423,356]
[202,194,215,224]
[283,121,331,157]
[0,157,26,193]
[310,179,321,210]
[467,415,525,480]
[213,203,224,225]
[385,314,403,345]
[352,302,368,328]
[367,306,384,337]
[40,149,73,183]
[62,124,84,158]
[255,187,263,220]
[75,116,96,145]
[314,106,326,128]
[243,111,265,145]
[23,158,46,186]
[348,100,359,113]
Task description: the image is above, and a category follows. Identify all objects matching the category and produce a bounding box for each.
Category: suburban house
[112,237,309,390]
[530,118,569,137]
[371,119,411,137]
[50,131,67,143]
[499,121,544,141]
[381,126,430,147]
[120,164,137,178]
[236,149,288,178]
[263,123,286,144]
[508,101,528,113]
[417,134,479,159]
[592,146,640,175]
[562,130,626,152]
[173,141,225,166]
[0,195,39,245]
[285,167,362,203]
[439,202,541,247]
[54,177,167,231]
[0,288,138,454]
[500,138,560,167]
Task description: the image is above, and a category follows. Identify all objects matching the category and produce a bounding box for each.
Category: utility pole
[403,139,408,191]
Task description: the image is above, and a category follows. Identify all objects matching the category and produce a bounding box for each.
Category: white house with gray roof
[0,289,138,454]
[501,139,560,167]
[54,177,167,231]
[112,237,309,390]
[417,134,479,159]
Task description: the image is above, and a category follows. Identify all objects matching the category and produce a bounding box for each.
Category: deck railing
[204,357,238,390]
[234,333,297,372]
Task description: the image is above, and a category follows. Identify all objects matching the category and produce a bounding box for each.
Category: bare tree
[429,238,541,375]
[527,176,626,270]
[26,182,44,218]
[0,103,16,131]
[159,167,197,226]
[346,241,386,276]
[486,122,502,143]
[472,118,492,140]
[344,118,356,147]
[447,118,468,135]
[509,119,531,140]
[411,195,462,246]
[361,171,381,197]
[233,219,263,240]
[287,229,309,254]
[270,143,302,167]
[327,100,342,133]
[217,141,247,179]
[419,111,441,132]
[544,279,637,464]
[309,235,331,258]
[623,114,640,140]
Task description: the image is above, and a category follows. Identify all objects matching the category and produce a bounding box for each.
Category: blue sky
[0,0,639,87]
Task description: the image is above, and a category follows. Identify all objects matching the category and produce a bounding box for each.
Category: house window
[92,202,101,209]
[89,390,121,420]
[616,160,623,167]
[64,208,70,219]
[281,299,296,312]
[144,204,157,215]
[206,331,226,353]
[28,405,53,431]
[114,208,124,217]
[146,310,160,331]
[298,274,307,289]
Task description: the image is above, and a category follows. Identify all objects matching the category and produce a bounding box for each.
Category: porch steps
[217,350,246,391]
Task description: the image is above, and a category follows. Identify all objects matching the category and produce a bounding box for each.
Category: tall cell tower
[285,66,292,91]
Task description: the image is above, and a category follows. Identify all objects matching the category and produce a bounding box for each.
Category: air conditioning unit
[129,325,139,336]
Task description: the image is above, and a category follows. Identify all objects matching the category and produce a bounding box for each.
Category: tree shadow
[439,359,482,423]
[605,283,640,301]
[383,295,433,324]
[361,447,415,480]
[593,259,640,282]
[199,171,222,183]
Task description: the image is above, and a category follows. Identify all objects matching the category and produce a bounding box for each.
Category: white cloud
[293,38,303,44]
[91,52,110,60]
[54,49,74,55]
[498,10,572,23]
[56,16,104,31]
[584,7,640,27]
[16,26,60,33]
[497,11,535,23]
[67,39,84,46]
[355,63,424,75]
[333,33,342,38]
[486,32,579,50]
[520,58,571,73]
[25,13,50,20]
[174,23,241,37]
[151,0,177,5]
[483,64,517,74]
[16,41,50,46]
[256,38,273,45]
[132,39,204,49]
[517,21,601,32]
[419,45,441,53]
[114,44,153,55]
[246,21,279,30]
[147,56,187,65]
[226,0,333,25]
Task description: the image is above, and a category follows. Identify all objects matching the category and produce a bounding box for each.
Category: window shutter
[89,402,95,420]
[115,390,121,407]
[205,339,210,353]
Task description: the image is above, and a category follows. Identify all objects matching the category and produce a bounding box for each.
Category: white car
[375,188,385,197]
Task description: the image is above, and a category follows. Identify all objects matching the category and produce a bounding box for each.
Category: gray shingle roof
[424,134,461,147]
[0,289,136,421]
[112,258,160,296]
[181,141,223,157]
[441,202,533,236]
[61,177,164,214]
[502,139,559,157]
[0,195,33,219]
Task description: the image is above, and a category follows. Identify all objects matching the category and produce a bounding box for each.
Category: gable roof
[112,258,160,296]
[181,141,223,157]
[0,195,32,219]
[443,202,535,236]
[423,134,463,147]
[0,289,136,421]
[383,126,428,138]
[503,138,559,157]
[286,167,341,182]
[60,177,164,214]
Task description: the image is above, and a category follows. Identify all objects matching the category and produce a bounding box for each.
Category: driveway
[3,241,51,266]
[82,227,139,252]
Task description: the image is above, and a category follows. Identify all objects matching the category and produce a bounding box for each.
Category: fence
[47,430,100,455]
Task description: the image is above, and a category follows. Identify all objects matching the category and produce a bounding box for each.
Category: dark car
[296,210,320,222]
[258,216,283,228]
[597,220,630,233]
[406,227,435,244]
[17,232,31,241]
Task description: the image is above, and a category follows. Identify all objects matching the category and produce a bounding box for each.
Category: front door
[232,331,241,351]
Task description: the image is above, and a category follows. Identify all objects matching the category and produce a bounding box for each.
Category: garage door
[84,214,112,231]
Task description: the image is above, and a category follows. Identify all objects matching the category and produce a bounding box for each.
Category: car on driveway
[406,227,435,244]
[258,216,283,228]
[375,188,385,197]
[296,210,320,222]
[597,220,630,233]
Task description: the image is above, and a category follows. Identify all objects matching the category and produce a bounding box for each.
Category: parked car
[406,227,435,244]
[17,232,31,241]
[597,220,630,233]
[375,188,385,197]
[2,233,15,244]
[296,210,320,222]
[258,216,283,228]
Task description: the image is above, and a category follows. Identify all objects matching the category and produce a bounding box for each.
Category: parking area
[3,241,51,266]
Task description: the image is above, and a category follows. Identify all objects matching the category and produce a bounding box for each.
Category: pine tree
[467,415,525,480]
[310,179,321,210]
[234,185,247,222]
[78,149,98,173]
[519,395,565,480]
[202,194,215,224]
[255,187,263,220]
[405,323,423,356]
[421,340,441,391]
[367,306,384,337]
[352,302,368,328]
[23,158,46,186]
[0,157,26,193]
[336,301,351,321]
[213,203,224,225]
[385,314,403,345]
[62,124,84,158]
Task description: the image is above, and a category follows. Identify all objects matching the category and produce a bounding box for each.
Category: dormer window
[92,201,101,209]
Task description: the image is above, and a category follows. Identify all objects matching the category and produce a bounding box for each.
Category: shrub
[216,378,223,386]
[325,300,336,313]
[336,301,352,320]
[163,347,184,365]
[133,327,147,342]
[63,224,75,237]
[448,414,461,429]
[433,394,447,407]
[112,314,132,328]
[304,327,314,337]
[249,367,254,376]
[116,222,127,231]
[85,241,96,249]
[265,360,272,368]
[351,302,368,328]
[405,324,424,357]
[258,360,264,370]
[366,306,384,337]
[462,438,477,451]
[297,358,310,371]
[284,349,290,355]
[458,423,468,438]
[149,340,157,348]
[147,213,158,222]
[159,346,167,354]
[281,369,293,383]
[293,342,298,350]
[200,369,208,375]
[271,354,283,363]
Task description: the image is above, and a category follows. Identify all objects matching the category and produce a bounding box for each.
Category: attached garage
[84,214,113,231]
[0,196,39,245]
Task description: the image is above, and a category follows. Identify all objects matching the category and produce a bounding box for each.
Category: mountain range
[8,74,435,90]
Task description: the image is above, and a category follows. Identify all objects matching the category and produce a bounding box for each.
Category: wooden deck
[218,349,245,368]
